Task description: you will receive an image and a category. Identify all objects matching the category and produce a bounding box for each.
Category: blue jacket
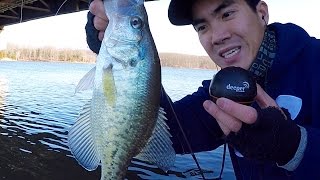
[161,23,320,179]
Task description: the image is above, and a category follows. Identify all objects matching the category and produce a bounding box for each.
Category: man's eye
[195,25,206,32]
[222,11,235,19]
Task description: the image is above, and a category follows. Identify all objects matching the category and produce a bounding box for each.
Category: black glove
[226,107,301,165]
[85,11,102,54]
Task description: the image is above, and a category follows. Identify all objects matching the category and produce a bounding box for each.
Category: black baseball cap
[168,0,195,26]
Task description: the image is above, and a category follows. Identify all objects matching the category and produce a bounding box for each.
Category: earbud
[262,16,266,25]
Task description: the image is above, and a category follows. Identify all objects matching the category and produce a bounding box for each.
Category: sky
[0,0,319,56]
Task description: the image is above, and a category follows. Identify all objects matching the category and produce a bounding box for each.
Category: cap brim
[168,0,193,25]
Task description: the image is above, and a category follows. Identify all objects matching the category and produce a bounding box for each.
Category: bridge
[0,0,156,29]
[0,0,90,29]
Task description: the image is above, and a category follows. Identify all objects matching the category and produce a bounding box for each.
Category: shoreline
[0,58,95,64]
[0,58,219,70]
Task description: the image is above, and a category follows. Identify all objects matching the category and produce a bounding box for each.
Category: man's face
[192,0,268,69]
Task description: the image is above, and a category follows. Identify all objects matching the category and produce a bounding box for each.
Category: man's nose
[211,26,231,45]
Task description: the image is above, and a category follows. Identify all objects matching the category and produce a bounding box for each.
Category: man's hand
[86,0,108,53]
[89,0,108,41]
[203,84,301,166]
[203,84,278,135]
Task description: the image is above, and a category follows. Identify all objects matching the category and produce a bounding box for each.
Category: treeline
[0,44,96,63]
[0,44,218,69]
[160,52,219,69]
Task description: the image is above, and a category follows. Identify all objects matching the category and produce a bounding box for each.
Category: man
[86,0,320,179]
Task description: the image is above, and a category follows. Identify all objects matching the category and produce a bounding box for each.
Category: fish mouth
[107,44,142,68]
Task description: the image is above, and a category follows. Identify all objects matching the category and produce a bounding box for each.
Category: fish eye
[130,16,143,29]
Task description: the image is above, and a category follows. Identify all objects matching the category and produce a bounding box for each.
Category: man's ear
[256,1,269,25]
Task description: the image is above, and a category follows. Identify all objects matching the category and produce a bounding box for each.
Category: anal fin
[68,101,100,171]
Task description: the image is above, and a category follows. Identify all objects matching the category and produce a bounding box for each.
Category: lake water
[0,61,235,180]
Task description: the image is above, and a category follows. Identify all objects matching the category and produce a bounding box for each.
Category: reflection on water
[0,61,235,180]
[0,75,8,117]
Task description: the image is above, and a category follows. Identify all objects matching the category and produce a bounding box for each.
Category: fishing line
[162,85,207,180]
[217,143,226,179]
[55,0,69,16]
[19,0,24,23]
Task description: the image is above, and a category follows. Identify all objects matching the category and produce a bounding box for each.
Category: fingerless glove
[85,11,102,54]
[226,107,301,165]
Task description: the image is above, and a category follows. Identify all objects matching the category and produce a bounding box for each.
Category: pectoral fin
[68,101,100,171]
[103,64,116,106]
[75,67,96,94]
[135,107,176,172]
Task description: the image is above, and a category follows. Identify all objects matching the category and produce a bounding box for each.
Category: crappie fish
[68,0,175,179]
